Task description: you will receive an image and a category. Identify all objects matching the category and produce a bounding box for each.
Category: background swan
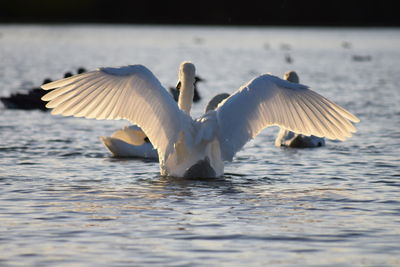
[275,71,326,148]
[42,61,359,178]
[101,125,158,158]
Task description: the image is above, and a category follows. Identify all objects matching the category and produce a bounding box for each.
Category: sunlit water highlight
[0,25,399,266]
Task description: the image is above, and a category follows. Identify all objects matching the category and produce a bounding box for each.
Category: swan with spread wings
[42,61,359,178]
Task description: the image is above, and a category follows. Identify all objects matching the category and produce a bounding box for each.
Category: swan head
[284,71,299,83]
[177,62,196,114]
[179,61,196,83]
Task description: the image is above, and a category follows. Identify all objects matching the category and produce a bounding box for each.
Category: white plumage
[42,61,359,178]
[100,125,158,158]
[274,71,326,148]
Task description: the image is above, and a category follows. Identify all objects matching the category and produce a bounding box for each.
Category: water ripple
[0,25,399,267]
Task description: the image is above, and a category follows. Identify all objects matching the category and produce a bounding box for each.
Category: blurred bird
[0,68,86,111]
[169,76,204,102]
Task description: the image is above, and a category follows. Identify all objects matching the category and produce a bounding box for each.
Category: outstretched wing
[215,74,360,161]
[41,65,192,160]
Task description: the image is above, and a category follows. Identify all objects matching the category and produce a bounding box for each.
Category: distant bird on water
[0,68,86,111]
[41,61,359,178]
[101,124,158,159]
[1,78,53,111]
[170,76,204,102]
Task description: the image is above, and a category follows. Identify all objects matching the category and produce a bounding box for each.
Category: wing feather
[42,65,192,160]
[297,94,329,136]
[304,93,354,139]
[85,79,123,119]
[43,75,104,103]
[51,77,113,115]
[41,71,97,90]
[216,74,359,161]
[279,90,302,132]
[66,77,111,113]
[64,79,113,117]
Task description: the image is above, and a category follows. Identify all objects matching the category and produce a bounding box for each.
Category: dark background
[0,0,399,26]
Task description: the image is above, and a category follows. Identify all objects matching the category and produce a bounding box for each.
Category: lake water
[0,25,399,266]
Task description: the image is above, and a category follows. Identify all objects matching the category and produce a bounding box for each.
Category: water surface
[0,25,399,266]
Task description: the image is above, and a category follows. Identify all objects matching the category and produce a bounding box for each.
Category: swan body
[100,125,158,158]
[42,61,359,178]
[275,128,326,147]
[274,71,327,148]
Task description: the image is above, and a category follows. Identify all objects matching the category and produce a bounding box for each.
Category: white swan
[275,71,326,148]
[100,125,158,158]
[41,61,359,178]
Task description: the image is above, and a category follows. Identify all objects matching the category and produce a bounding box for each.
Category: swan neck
[178,80,194,114]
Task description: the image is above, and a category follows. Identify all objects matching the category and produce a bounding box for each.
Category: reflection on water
[0,25,400,266]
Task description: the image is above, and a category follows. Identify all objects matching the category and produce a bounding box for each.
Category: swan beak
[176,81,181,90]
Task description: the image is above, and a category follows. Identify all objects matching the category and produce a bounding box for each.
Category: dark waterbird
[0,68,86,111]
[170,76,204,102]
